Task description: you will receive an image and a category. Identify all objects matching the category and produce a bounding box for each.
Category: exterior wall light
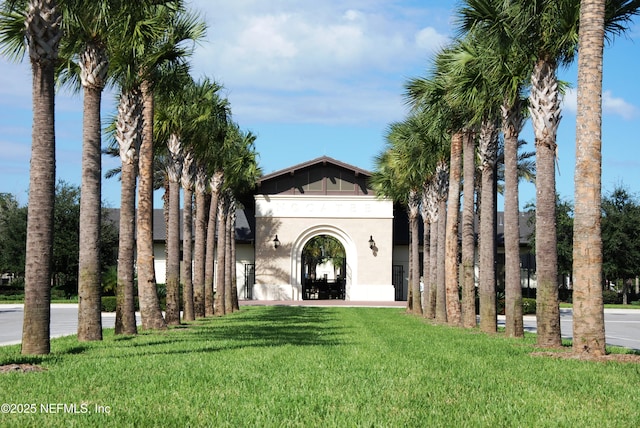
[368,235,375,249]
[273,235,280,249]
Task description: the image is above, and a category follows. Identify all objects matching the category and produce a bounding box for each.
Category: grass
[1,306,640,427]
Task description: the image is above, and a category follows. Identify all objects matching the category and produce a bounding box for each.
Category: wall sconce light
[273,235,280,249]
[368,235,375,249]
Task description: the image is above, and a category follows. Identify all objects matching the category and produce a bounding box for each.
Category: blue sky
[1,0,639,210]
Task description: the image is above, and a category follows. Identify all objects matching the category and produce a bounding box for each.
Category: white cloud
[190,0,450,125]
[562,88,638,119]
[603,90,639,119]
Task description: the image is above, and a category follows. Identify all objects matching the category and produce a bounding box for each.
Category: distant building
[107,156,536,302]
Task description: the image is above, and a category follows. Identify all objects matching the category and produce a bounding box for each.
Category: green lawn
[1,306,639,427]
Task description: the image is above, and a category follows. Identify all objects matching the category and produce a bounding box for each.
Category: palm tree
[154,71,201,326]
[112,88,142,336]
[193,165,208,318]
[135,3,204,330]
[55,0,111,341]
[455,0,535,337]
[214,189,227,316]
[572,0,639,355]
[406,47,480,327]
[573,0,606,356]
[221,127,261,312]
[1,0,62,355]
[181,150,195,321]
[372,115,438,315]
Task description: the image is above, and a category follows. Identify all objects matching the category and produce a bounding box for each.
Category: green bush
[522,298,536,315]
[602,290,621,305]
[101,296,117,312]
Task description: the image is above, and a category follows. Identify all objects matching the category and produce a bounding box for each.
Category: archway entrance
[301,235,346,300]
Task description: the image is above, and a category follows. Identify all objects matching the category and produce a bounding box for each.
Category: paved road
[1,303,640,351]
[0,304,126,347]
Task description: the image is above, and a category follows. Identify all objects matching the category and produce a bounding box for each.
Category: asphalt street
[1,303,640,351]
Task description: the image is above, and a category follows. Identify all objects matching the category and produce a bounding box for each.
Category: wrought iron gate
[392,265,405,301]
[244,264,255,300]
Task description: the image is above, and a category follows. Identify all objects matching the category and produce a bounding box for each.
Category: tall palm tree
[135,3,204,330]
[181,150,195,321]
[112,88,142,336]
[214,190,227,316]
[515,0,639,347]
[154,71,200,326]
[406,47,479,327]
[221,127,261,312]
[572,0,639,355]
[456,0,534,337]
[193,165,208,318]
[1,0,62,355]
[196,96,231,317]
[56,0,111,342]
[573,0,606,357]
[372,115,437,315]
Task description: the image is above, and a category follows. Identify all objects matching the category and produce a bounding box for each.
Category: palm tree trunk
[502,102,525,338]
[165,179,181,325]
[478,121,498,333]
[21,2,60,353]
[224,197,235,313]
[426,218,438,319]
[193,176,208,318]
[205,172,223,316]
[461,131,476,328]
[409,192,422,314]
[572,0,606,356]
[116,160,138,335]
[114,89,141,336]
[421,204,432,318]
[530,59,561,348]
[77,83,103,341]
[137,80,166,330]
[214,196,227,316]
[229,206,240,312]
[435,198,447,324]
[445,131,463,326]
[182,186,195,321]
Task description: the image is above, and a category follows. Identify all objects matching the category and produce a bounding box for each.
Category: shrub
[602,290,622,305]
[101,296,117,312]
[522,298,536,315]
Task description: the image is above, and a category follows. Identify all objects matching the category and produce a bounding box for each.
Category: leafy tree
[601,186,640,289]
[51,181,81,297]
[303,236,345,280]
[0,193,27,278]
[556,198,574,280]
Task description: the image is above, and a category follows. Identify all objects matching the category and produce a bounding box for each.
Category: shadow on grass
[97,306,350,358]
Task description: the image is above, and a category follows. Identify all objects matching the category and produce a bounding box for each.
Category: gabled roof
[258,156,372,184]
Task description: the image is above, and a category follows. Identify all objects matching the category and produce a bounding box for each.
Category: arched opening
[291,225,357,301]
[301,235,346,300]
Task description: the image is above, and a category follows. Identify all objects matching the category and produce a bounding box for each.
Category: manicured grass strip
[1,306,639,427]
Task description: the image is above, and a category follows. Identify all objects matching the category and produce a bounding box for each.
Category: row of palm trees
[0,0,260,355]
[372,0,638,356]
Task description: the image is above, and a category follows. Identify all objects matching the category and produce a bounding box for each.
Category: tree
[112,87,142,335]
[0,0,62,355]
[181,151,195,321]
[0,194,27,279]
[455,0,535,337]
[602,187,640,302]
[154,71,200,326]
[129,2,204,330]
[57,0,115,342]
[51,181,80,297]
[573,0,632,356]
